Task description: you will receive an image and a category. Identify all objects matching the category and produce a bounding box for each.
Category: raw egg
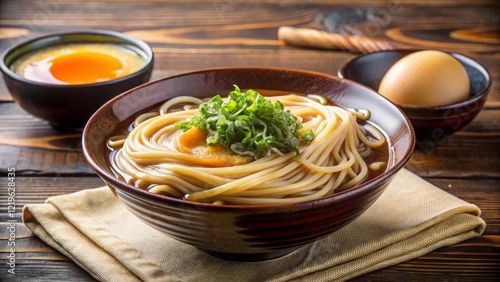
[378,50,470,107]
[11,43,146,85]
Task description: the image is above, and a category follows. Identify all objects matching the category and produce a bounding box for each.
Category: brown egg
[378,50,470,107]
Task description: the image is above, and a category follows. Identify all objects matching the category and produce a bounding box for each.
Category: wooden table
[1,0,499,281]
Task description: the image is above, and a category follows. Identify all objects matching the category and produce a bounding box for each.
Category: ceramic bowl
[82,67,415,261]
[0,30,154,130]
[338,49,491,151]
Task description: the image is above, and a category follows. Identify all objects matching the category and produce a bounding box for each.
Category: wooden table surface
[1,0,499,281]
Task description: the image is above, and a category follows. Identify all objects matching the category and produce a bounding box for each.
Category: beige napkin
[23,168,485,282]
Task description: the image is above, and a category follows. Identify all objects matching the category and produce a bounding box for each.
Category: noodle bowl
[108,92,388,205]
[83,67,415,260]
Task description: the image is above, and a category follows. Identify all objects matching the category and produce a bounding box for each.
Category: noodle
[108,93,387,205]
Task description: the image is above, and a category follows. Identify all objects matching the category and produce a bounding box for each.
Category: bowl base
[202,248,298,262]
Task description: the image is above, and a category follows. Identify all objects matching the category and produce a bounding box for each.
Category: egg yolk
[11,43,147,85]
[49,51,124,84]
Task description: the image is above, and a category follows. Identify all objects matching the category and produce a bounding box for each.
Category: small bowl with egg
[338,49,491,151]
[0,30,154,130]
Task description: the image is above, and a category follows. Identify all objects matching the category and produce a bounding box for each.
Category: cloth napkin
[22,168,485,282]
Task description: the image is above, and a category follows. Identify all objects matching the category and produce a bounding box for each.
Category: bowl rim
[0,29,154,88]
[337,49,492,111]
[83,66,415,211]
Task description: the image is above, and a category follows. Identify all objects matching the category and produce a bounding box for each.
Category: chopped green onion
[176,85,314,158]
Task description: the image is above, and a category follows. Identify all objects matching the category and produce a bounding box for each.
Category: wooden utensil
[278,26,408,54]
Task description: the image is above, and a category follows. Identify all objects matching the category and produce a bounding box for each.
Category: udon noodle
[108,93,387,205]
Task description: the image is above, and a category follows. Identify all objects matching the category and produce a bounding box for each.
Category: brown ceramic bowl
[82,67,415,261]
[0,30,154,130]
[338,49,491,152]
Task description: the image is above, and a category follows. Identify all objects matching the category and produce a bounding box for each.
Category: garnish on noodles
[175,85,314,158]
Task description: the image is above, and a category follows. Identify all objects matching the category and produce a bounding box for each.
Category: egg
[378,50,470,107]
[11,43,146,85]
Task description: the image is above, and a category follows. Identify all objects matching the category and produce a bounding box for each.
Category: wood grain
[0,0,499,281]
